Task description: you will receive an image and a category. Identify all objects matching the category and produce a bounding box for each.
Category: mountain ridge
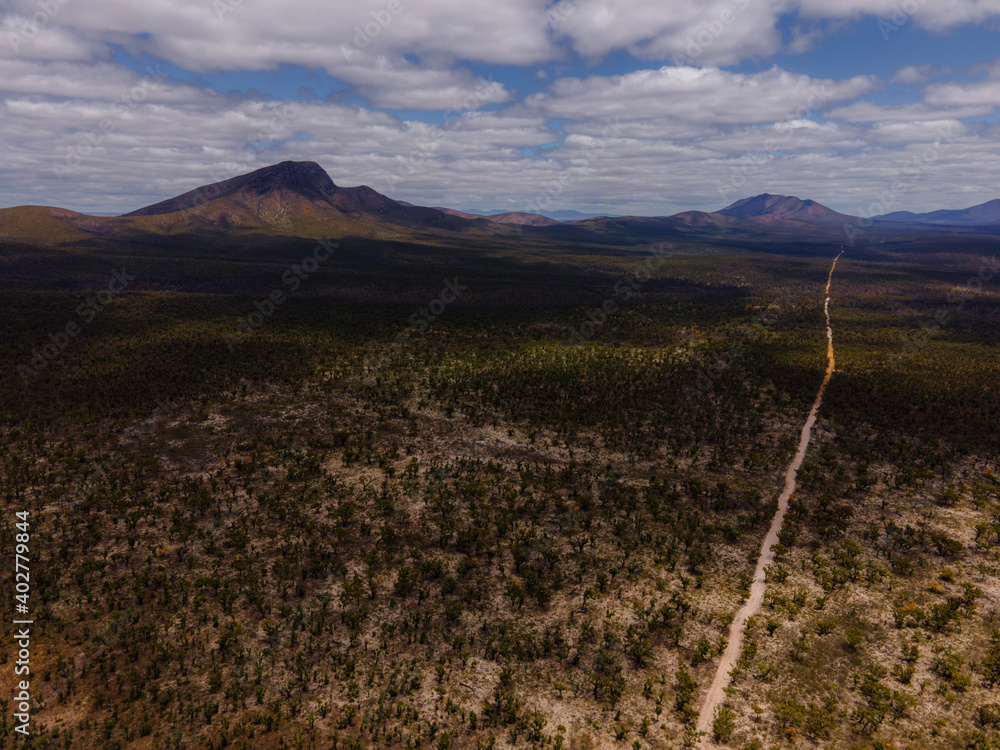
[3,162,999,252]
[874,198,1000,226]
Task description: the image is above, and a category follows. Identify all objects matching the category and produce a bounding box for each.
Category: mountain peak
[240,161,336,195]
[123,161,338,217]
[716,193,849,225]
[719,194,810,216]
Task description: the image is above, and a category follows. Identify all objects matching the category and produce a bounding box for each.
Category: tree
[982,631,1000,687]
[845,627,863,650]
[625,625,653,667]
[505,580,524,609]
[675,664,698,719]
[712,706,736,743]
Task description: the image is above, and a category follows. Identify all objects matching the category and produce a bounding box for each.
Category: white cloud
[523,66,877,125]
[828,99,996,122]
[925,79,1000,108]
[551,0,787,66]
[4,0,999,82]
[797,0,1000,29]
[891,64,935,85]
[4,0,557,68]
[0,14,99,62]
[772,118,826,130]
[0,58,209,103]
[1,0,537,112]
[324,54,511,111]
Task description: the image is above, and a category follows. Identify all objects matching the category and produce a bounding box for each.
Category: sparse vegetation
[2,231,998,748]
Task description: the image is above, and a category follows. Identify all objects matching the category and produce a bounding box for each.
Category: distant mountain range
[2,161,999,251]
[873,199,1000,226]
[450,207,617,222]
[430,207,560,226]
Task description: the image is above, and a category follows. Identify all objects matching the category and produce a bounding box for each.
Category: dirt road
[695,251,843,744]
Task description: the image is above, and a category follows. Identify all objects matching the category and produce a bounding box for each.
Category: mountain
[487,212,559,227]
[123,160,341,218]
[455,208,617,221]
[0,161,512,247]
[433,207,486,221]
[542,209,618,221]
[538,193,862,247]
[874,198,1000,226]
[715,194,855,225]
[0,206,108,244]
[122,161,487,235]
[432,207,558,226]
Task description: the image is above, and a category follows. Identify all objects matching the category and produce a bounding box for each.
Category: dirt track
[695,252,843,745]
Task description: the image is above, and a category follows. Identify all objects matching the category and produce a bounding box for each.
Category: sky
[1,0,999,217]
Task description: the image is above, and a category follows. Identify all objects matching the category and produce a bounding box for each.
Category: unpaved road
[695,252,843,744]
